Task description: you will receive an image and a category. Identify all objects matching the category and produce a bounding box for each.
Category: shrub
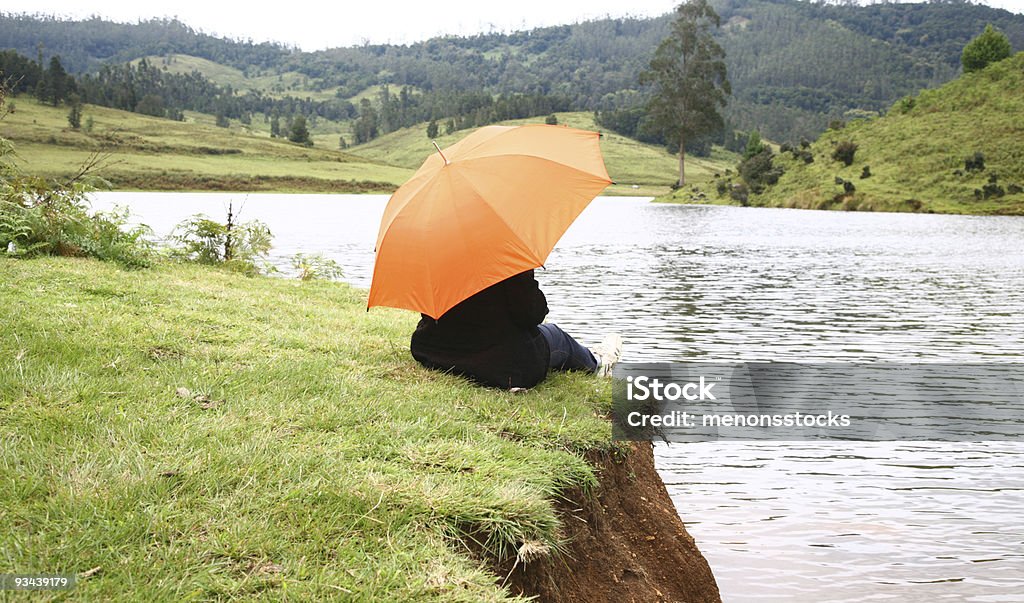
[828,119,846,131]
[738,149,783,194]
[544,114,558,125]
[291,253,344,281]
[1,188,154,268]
[729,183,749,206]
[715,179,730,197]
[861,166,872,179]
[791,148,814,164]
[892,95,916,115]
[170,203,273,274]
[965,152,985,172]
[1008,184,1023,195]
[832,141,858,166]
[981,183,1005,199]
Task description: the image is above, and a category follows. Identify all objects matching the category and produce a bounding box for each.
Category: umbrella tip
[431,141,450,165]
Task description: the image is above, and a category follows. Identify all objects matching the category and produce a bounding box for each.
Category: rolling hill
[739,52,1024,215]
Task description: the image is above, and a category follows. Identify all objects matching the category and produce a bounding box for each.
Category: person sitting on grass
[410,269,622,390]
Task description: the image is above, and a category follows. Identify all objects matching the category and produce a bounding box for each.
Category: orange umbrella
[368,124,612,319]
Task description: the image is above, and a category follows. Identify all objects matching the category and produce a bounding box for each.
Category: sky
[4,0,1023,51]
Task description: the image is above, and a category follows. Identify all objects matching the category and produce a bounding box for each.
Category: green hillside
[133,54,345,102]
[349,112,737,196]
[747,52,1024,214]
[1,98,409,192]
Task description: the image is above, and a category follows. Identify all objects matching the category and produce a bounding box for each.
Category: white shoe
[590,333,623,377]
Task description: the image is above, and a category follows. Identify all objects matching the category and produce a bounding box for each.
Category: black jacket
[410,270,550,389]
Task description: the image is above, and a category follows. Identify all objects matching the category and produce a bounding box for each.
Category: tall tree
[353,98,379,144]
[43,55,72,105]
[640,0,730,187]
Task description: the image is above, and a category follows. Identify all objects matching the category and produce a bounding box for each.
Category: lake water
[93,192,1024,602]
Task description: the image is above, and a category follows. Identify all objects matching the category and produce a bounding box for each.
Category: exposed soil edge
[495,441,721,603]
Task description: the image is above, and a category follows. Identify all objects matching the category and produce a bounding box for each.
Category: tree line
[0,48,572,146]
[3,1,1024,143]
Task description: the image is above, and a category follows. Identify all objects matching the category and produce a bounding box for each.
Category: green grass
[0,256,617,601]
[1,98,411,192]
[743,52,1024,214]
[349,112,738,196]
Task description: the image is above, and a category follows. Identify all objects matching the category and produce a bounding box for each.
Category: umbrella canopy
[368,124,612,319]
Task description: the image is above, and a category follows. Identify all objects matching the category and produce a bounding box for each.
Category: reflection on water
[94,192,1024,602]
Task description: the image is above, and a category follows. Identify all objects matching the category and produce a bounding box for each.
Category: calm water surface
[94,192,1024,602]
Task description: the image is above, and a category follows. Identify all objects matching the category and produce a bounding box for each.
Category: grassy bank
[0,257,615,601]
[1,99,411,192]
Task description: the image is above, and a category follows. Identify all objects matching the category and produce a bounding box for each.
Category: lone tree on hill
[288,115,312,146]
[641,0,730,188]
[66,93,82,129]
[962,24,1012,73]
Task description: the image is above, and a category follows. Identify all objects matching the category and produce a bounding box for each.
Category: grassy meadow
[0,256,617,601]
[1,98,410,192]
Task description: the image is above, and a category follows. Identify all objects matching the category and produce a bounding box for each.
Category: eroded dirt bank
[497,442,721,602]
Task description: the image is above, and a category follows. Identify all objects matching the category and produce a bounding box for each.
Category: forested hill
[2,1,1023,142]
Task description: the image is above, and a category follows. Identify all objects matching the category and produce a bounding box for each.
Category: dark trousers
[538,323,597,372]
